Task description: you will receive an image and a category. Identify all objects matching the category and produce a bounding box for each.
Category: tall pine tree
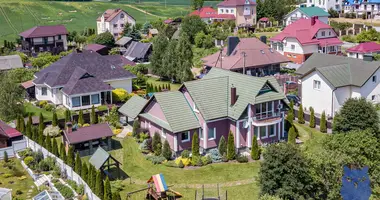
[75,152,82,176]
[104,177,112,200]
[162,40,178,80]
[91,105,97,124]
[78,110,84,125]
[46,135,52,152]
[52,138,58,156]
[320,111,327,133]
[81,162,88,183]
[67,146,75,168]
[227,131,235,160]
[52,111,58,127]
[191,131,199,157]
[176,33,193,83]
[251,135,260,160]
[218,136,227,156]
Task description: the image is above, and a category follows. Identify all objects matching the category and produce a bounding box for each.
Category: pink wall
[140,116,176,150]
[238,121,248,147]
[205,119,231,149]
[177,129,200,151]
[144,99,168,122]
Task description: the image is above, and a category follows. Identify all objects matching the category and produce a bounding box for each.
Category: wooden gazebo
[89,147,121,178]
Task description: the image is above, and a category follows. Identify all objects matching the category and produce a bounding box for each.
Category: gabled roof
[296,53,380,88]
[218,0,256,7]
[346,42,380,53]
[297,7,330,17]
[0,55,23,71]
[89,147,110,170]
[33,50,135,88]
[19,25,68,38]
[202,37,289,69]
[0,120,21,138]
[96,8,135,22]
[189,7,235,19]
[115,36,133,46]
[271,18,342,45]
[104,55,136,66]
[184,68,287,120]
[84,44,107,52]
[141,91,201,133]
[64,123,113,144]
[119,95,147,119]
[123,41,152,60]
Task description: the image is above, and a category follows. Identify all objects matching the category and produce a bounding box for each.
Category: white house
[271,17,343,64]
[296,53,380,117]
[33,50,136,110]
[344,0,380,16]
[306,0,343,11]
[346,42,380,59]
[96,9,136,38]
[284,6,330,26]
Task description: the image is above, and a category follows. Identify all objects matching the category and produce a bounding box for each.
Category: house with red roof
[346,42,380,60]
[19,25,68,55]
[202,37,289,76]
[97,8,136,38]
[0,120,22,148]
[189,0,256,26]
[270,17,343,64]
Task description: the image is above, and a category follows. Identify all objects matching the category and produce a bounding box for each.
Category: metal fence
[25,136,101,200]
[0,139,27,159]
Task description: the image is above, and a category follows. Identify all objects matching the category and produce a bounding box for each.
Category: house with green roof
[296,53,380,118]
[121,68,289,155]
[284,5,329,26]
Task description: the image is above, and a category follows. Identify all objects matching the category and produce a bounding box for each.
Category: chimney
[311,16,316,26]
[66,122,72,133]
[231,85,237,106]
[227,36,240,56]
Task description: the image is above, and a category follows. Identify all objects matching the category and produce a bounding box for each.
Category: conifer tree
[251,135,260,160]
[168,84,171,91]
[90,165,96,190]
[91,105,97,124]
[288,125,296,145]
[176,33,194,83]
[52,111,58,127]
[3,151,8,163]
[46,135,52,152]
[309,107,315,128]
[104,177,112,200]
[65,109,71,123]
[154,85,158,93]
[227,131,235,160]
[16,115,21,131]
[38,113,44,144]
[152,132,162,156]
[191,131,199,157]
[32,126,38,142]
[75,152,82,176]
[81,162,88,183]
[320,111,327,133]
[67,146,75,168]
[28,113,32,125]
[162,140,172,160]
[298,104,305,124]
[132,120,140,138]
[26,117,32,138]
[52,138,58,156]
[158,85,162,92]
[20,116,25,133]
[112,192,122,200]
[78,110,84,125]
[88,165,94,189]
[218,136,227,156]
[59,143,66,162]
[95,171,104,198]
[38,133,45,146]
[287,100,294,124]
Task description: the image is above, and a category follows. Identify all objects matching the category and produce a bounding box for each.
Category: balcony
[33,41,54,45]
[252,112,283,126]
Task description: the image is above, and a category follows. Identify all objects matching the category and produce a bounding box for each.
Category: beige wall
[236,5,256,26]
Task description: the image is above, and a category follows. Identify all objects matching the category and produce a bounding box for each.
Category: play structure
[195,184,228,200]
[126,174,183,200]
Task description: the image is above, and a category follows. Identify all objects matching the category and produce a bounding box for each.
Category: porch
[65,90,113,111]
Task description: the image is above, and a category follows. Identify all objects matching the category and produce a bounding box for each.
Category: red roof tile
[271,18,342,45]
[96,8,135,22]
[64,123,113,144]
[21,80,34,89]
[346,42,380,53]
[0,120,21,138]
[218,0,256,6]
[259,17,269,22]
[189,7,235,19]
[19,25,68,38]
[202,37,289,70]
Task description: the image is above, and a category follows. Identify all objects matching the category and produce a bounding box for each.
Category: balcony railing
[253,112,282,121]
[33,41,54,45]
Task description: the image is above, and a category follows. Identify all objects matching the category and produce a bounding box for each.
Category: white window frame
[208,127,216,140]
[255,101,274,119]
[373,75,377,83]
[313,80,321,90]
[291,44,295,51]
[199,128,203,140]
[321,31,325,36]
[41,87,48,96]
[372,95,376,101]
[161,128,166,138]
[269,124,276,137]
[181,131,190,143]
[260,126,268,139]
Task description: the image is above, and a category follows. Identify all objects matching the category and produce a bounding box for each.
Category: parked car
[286,94,300,106]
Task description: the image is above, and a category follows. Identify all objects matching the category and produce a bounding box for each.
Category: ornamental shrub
[175,156,191,167]
[298,104,305,124]
[39,100,48,108]
[112,88,130,102]
[192,131,199,157]
[288,126,296,145]
[152,132,162,156]
[3,151,8,163]
[139,138,152,152]
[227,131,235,160]
[91,105,97,124]
[237,155,248,163]
[208,149,222,163]
[218,136,227,156]
[191,156,200,166]
[178,160,184,168]
[52,111,58,127]
[162,140,172,160]
[44,104,54,112]
[24,156,34,166]
[309,107,315,128]
[196,157,203,166]
[251,135,260,160]
[55,183,74,199]
[132,120,140,138]
[201,155,212,165]
[181,150,190,158]
[78,110,84,126]
[145,155,166,164]
[320,111,327,133]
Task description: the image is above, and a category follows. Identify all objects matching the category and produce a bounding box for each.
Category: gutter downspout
[331,88,337,118]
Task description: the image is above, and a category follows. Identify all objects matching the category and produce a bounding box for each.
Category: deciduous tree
[180,15,206,44]
[94,31,115,47]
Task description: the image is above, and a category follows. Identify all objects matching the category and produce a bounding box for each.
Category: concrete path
[117,125,132,138]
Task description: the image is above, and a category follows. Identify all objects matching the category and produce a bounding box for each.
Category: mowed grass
[0,159,39,199]
[146,77,181,91]
[24,102,65,120]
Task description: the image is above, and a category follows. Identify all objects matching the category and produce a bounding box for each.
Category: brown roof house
[0,55,23,72]
[32,50,136,110]
[202,36,289,76]
[63,123,114,155]
[97,9,136,38]
[0,120,23,148]
[84,44,109,55]
[19,25,68,55]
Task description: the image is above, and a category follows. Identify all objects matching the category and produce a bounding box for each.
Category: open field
[330,17,380,26]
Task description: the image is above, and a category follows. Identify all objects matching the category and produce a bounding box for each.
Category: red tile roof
[189,7,235,19]
[259,17,269,22]
[218,0,256,7]
[202,37,289,70]
[0,120,21,138]
[346,42,380,53]
[64,123,113,144]
[21,80,34,89]
[96,8,135,22]
[19,25,68,38]
[271,18,342,45]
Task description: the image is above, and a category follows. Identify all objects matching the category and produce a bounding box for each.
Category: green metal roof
[118,95,147,119]
[153,91,200,133]
[89,147,110,170]
[186,68,287,120]
[299,7,330,17]
[296,53,380,88]
[139,113,172,131]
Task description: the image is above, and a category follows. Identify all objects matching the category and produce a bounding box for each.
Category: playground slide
[168,189,183,197]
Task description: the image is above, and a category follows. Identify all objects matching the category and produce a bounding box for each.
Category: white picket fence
[24,136,101,200]
[0,139,27,159]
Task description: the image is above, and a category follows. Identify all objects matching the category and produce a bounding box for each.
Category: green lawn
[0,158,38,199]
[24,102,65,121]
[146,77,181,91]
[293,122,329,153]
